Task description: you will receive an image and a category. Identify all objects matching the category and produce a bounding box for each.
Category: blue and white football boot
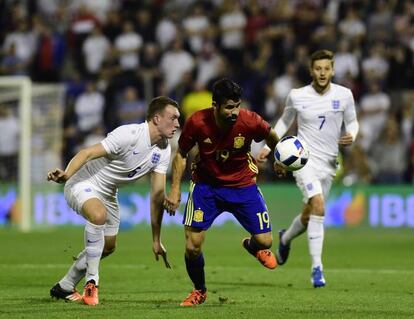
[276,229,290,265]
[311,266,326,288]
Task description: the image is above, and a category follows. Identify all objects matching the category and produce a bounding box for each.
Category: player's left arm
[340,93,359,146]
[149,171,171,268]
[264,128,279,153]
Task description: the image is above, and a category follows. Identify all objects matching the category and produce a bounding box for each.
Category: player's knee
[102,243,116,258]
[89,209,107,225]
[309,196,325,216]
[254,234,273,249]
[185,243,202,259]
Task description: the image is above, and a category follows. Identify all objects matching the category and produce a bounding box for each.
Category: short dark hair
[310,49,334,67]
[212,78,242,106]
[146,96,179,120]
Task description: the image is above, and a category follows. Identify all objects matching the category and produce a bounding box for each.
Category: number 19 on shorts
[256,211,270,230]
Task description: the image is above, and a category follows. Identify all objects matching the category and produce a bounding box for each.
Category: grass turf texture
[0,225,413,319]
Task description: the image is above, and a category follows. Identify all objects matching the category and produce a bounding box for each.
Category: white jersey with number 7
[275,83,359,168]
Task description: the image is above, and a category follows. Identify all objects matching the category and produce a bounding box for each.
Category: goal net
[0,77,64,231]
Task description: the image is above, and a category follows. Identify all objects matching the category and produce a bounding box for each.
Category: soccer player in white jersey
[47,96,180,305]
[257,50,359,287]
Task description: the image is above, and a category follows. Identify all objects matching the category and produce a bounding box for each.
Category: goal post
[0,76,64,232]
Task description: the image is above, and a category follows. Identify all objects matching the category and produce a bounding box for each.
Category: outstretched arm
[164,149,187,215]
[257,94,296,163]
[150,171,171,268]
[46,143,107,183]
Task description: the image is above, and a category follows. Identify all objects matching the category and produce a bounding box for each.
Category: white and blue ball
[274,136,309,171]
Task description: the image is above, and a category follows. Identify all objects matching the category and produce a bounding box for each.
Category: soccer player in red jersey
[164,78,280,306]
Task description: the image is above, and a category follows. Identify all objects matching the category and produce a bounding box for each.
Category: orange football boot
[242,238,278,269]
[83,281,99,306]
[180,289,207,307]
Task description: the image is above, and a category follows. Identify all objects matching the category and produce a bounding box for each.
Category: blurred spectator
[244,1,269,50]
[32,23,65,82]
[370,117,407,184]
[312,23,337,52]
[366,0,394,44]
[69,4,101,73]
[74,82,105,134]
[72,0,119,23]
[140,42,162,96]
[338,7,366,45]
[333,39,359,84]
[291,0,321,45]
[117,86,146,125]
[219,0,246,70]
[102,10,122,42]
[156,9,178,50]
[2,19,37,71]
[182,3,210,54]
[263,83,282,122]
[115,21,143,71]
[195,42,224,87]
[0,105,19,182]
[342,144,372,186]
[358,81,391,152]
[361,42,389,83]
[160,38,194,95]
[271,61,299,105]
[387,43,414,90]
[82,26,110,78]
[134,7,156,43]
[1,43,26,75]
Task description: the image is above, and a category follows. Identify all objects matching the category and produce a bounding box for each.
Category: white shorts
[293,159,336,204]
[64,180,120,236]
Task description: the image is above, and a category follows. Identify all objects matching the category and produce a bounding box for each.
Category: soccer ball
[274,136,309,171]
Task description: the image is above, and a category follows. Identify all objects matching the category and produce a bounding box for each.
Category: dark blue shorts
[182,182,272,234]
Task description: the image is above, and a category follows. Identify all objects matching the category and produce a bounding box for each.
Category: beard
[225,114,238,124]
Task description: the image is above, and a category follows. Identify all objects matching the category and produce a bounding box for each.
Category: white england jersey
[276,83,358,167]
[67,122,171,197]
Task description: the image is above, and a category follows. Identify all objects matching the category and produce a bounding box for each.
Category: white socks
[84,222,105,285]
[281,215,306,245]
[59,250,87,291]
[307,215,324,269]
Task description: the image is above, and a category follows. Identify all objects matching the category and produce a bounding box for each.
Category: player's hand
[273,162,287,178]
[338,133,353,146]
[164,190,181,216]
[256,147,271,163]
[46,169,68,184]
[153,241,171,269]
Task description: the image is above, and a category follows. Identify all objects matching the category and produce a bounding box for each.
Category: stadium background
[0,1,413,318]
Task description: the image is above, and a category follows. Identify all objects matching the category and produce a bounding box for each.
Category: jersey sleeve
[251,112,271,142]
[344,90,359,141]
[154,145,171,174]
[101,125,133,155]
[275,92,297,138]
[178,116,197,153]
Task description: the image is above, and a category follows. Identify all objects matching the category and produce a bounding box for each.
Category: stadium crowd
[1,0,414,184]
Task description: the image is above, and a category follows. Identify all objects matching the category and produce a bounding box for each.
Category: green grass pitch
[0,225,413,319]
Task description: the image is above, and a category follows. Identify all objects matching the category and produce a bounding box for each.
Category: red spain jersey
[179,107,271,187]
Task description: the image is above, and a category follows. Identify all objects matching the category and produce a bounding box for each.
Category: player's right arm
[257,92,297,162]
[47,143,107,184]
[164,148,188,214]
[164,114,197,214]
